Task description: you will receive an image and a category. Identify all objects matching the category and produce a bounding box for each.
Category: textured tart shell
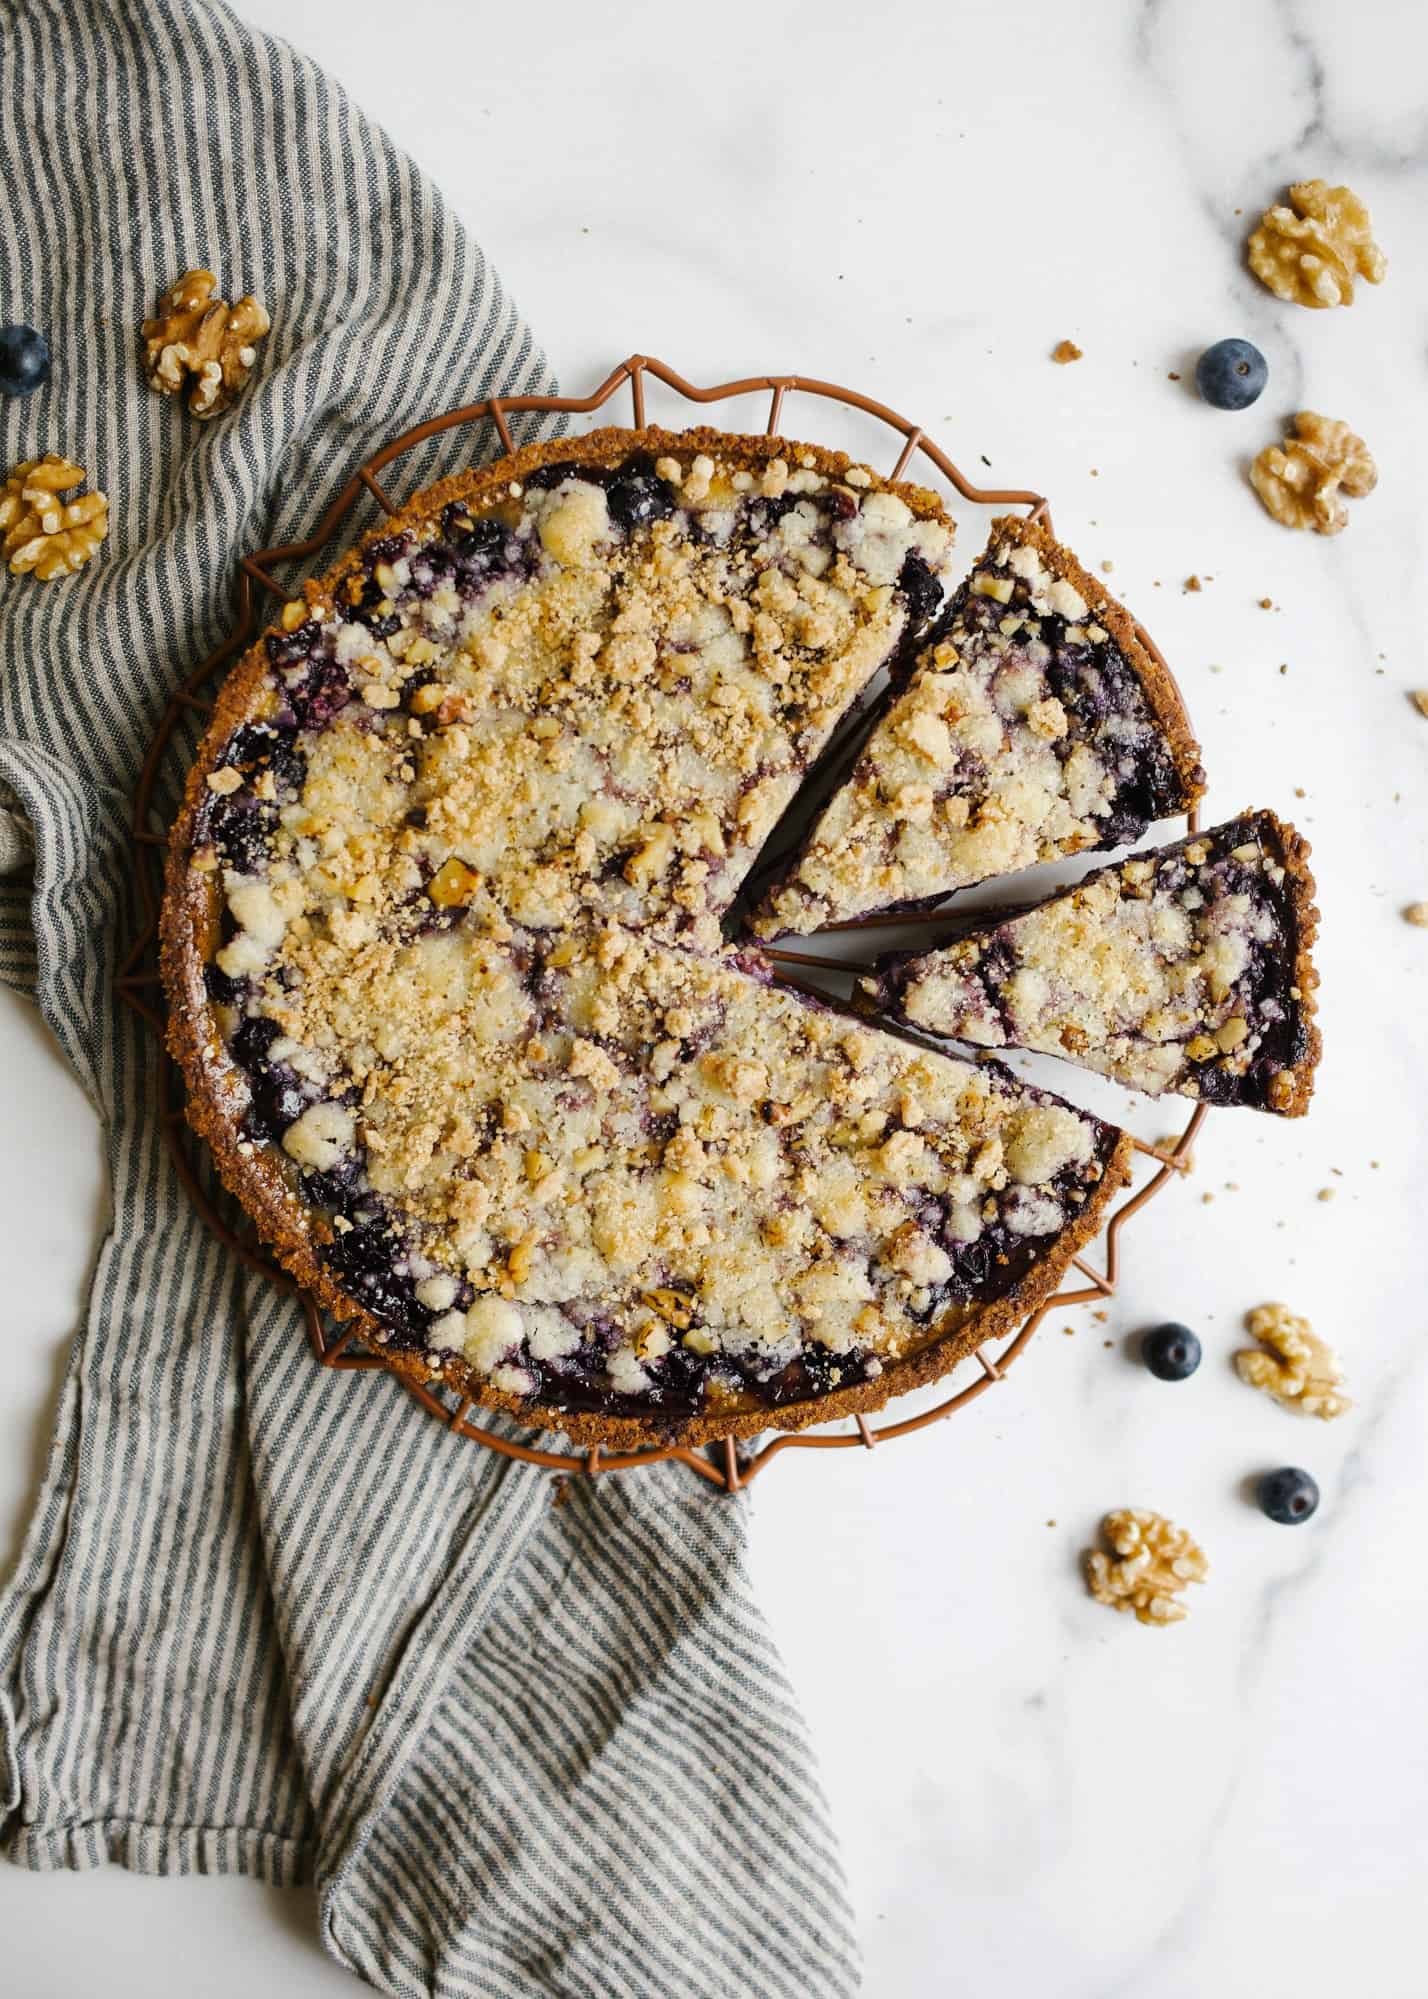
[1246,808,1321,1116]
[162,423,1133,1449]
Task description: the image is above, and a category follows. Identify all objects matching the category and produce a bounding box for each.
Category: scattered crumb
[1412,690,1428,719]
[1101,559,1114,573]
[1201,1191,1215,1204]
[1062,1324,1076,1337]
[1093,1309,1108,1323]
[1405,903,1428,927]
[1316,1187,1336,1202]
[1052,339,1083,364]
[1259,597,1274,609]
[1167,371,1181,382]
[1046,1519,1057,1528]
[1294,786,1306,797]
[1103,1339,1114,1349]
[1279,663,1289,675]
[1224,1181,1240,1192]
[1184,575,1203,592]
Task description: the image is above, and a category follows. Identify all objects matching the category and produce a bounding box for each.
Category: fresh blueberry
[1194,338,1267,412]
[1257,1466,1319,1525]
[0,323,51,398]
[1142,1322,1202,1381]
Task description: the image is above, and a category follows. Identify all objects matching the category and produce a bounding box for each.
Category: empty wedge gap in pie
[160,425,1319,1448]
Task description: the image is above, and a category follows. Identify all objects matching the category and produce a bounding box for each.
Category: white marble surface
[3,0,1426,1992]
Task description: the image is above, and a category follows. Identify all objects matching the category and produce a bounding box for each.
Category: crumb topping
[205,447,956,955]
[751,516,1197,936]
[213,917,1114,1418]
[870,813,1315,1111]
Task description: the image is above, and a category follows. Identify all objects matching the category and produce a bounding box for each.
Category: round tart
[163,425,1135,1447]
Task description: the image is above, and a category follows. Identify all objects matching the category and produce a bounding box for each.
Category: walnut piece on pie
[142,269,271,418]
[864,811,1320,1116]
[1085,1509,1207,1626]
[1250,411,1377,536]
[751,514,1204,937]
[0,454,109,579]
[1235,1302,1351,1420]
[1247,180,1386,309]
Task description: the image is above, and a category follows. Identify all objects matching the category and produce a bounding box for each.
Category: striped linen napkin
[0,4,859,1993]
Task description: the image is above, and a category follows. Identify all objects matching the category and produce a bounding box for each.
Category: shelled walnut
[141,268,270,418]
[1235,1302,1351,1419]
[1085,1509,1208,1626]
[1250,411,1376,536]
[1247,180,1386,309]
[0,455,109,580]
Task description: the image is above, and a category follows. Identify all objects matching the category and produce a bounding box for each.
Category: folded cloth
[0,4,860,1993]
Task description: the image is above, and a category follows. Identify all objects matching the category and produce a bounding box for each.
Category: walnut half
[1250,411,1377,536]
[0,455,109,580]
[1085,1508,1208,1626]
[1235,1302,1351,1419]
[1247,179,1387,309]
[141,269,270,419]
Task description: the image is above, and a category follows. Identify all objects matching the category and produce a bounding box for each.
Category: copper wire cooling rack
[116,353,1207,1493]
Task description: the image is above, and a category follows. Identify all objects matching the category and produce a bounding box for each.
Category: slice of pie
[862,811,1320,1114]
[750,514,1206,937]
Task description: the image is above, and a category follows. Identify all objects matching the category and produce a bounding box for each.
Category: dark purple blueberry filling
[320,1217,430,1343]
[205,963,249,1006]
[244,1064,310,1138]
[219,723,306,799]
[230,1013,283,1070]
[265,620,321,669]
[287,658,352,730]
[606,468,677,531]
[897,551,945,634]
[204,792,277,876]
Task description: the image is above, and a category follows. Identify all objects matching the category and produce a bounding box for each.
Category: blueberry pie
[162,428,1135,1446]
[751,515,1205,937]
[862,811,1320,1114]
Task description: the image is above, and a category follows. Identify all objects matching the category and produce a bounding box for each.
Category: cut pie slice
[862,811,1320,1115]
[750,514,1205,937]
[166,904,1130,1446]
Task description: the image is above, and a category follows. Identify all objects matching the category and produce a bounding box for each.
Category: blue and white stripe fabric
[0,3,859,1991]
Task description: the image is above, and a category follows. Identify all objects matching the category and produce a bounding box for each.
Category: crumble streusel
[862,811,1320,1115]
[162,427,1134,1447]
[750,515,1204,937]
